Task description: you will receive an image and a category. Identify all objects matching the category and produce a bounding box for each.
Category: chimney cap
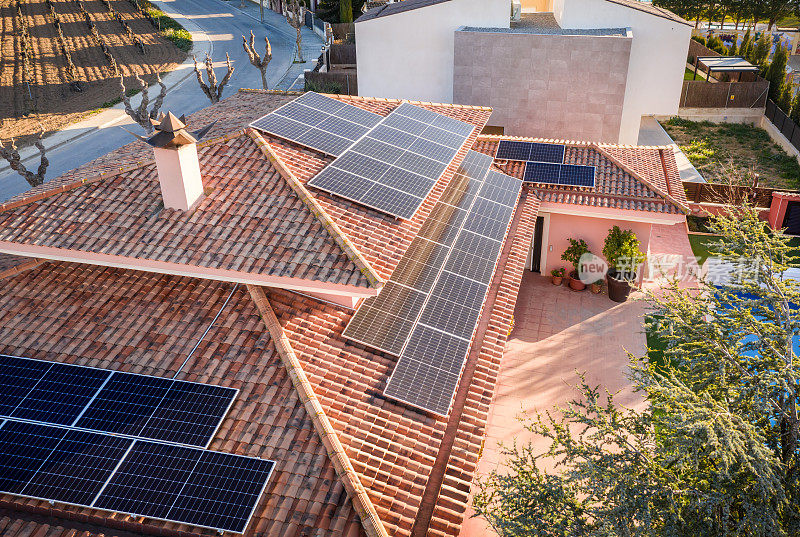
[121,112,218,149]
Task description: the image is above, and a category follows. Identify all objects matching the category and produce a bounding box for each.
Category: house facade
[356,0,692,144]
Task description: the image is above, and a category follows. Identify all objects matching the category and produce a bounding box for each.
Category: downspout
[246,285,388,537]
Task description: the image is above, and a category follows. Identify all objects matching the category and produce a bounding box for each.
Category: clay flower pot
[552,275,563,285]
[590,281,602,294]
[607,270,635,302]
[568,270,586,291]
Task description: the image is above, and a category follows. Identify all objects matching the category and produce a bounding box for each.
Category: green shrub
[142,3,192,52]
[603,226,644,273]
[692,35,706,46]
[561,238,590,274]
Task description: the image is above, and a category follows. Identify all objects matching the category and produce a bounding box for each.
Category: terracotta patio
[460,271,649,536]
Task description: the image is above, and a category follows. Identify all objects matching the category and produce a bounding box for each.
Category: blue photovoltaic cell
[168,450,275,533]
[523,162,561,184]
[138,381,237,446]
[496,140,564,163]
[0,355,52,416]
[0,420,65,494]
[10,363,111,425]
[74,373,173,438]
[559,164,596,187]
[94,440,201,521]
[22,429,133,505]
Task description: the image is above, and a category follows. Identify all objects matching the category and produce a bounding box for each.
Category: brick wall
[453,29,632,143]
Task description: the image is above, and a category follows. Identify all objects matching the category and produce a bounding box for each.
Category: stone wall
[453,28,632,143]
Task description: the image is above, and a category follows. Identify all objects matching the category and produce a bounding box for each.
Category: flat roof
[697,56,760,72]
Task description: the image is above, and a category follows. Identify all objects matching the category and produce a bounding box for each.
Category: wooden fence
[305,70,358,95]
[680,78,769,108]
[329,43,356,65]
[683,181,776,208]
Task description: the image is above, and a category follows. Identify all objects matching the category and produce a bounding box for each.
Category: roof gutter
[248,129,385,291]
[246,284,389,537]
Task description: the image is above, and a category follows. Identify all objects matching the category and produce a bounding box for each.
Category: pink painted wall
[542,213,652,277]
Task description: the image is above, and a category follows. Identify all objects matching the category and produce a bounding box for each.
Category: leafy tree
[752,32,773,68]
[766,42,789,101]
[740,28,753,59]
[339,0,352,23]
[315,0,365,23]
[473,205,800,536]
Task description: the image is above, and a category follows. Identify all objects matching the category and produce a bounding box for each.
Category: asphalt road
[0,0,323,200]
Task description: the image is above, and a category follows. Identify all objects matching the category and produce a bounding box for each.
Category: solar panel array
[495,139,596,188]
[0,355,237,448]
[250,91,383,156]
[0,418,274,533]
[524,162,596,187]
[307,102,475,220]
[343,151,522,415]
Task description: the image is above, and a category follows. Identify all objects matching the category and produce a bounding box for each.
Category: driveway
[0,0,323,201]
[460,271,648,536]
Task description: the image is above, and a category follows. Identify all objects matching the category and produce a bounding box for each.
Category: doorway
[531,216,545,272]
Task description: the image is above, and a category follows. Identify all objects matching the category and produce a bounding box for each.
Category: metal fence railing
[765,99,800,153]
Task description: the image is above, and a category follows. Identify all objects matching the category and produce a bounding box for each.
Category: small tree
[739,28,752,58]
[790,87,800,124]
[0,131,49,187]
[765,43,789,101]
[242,30,272,90]
[603,225,644,278]
[779,82,794,113]
[339,0,352,23]
[560,238,590,277]
[119,73,166,133]
[751,32,771,69]
[193,53,234,104]
[474,205,800,536]
[286,0,304,62]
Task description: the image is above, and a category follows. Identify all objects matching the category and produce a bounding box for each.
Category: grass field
[662,117,800,189]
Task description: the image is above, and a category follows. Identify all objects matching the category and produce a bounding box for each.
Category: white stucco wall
[552,0,691,143]
[355,0,510,103]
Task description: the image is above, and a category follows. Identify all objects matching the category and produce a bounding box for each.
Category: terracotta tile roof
[0,132,375,294]
[473,136,689,214]
[0,253,29,275]
[0,262,366,537]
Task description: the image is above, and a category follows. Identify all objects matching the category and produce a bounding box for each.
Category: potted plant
[550,267,565,286]
[603,226,645,302]
[560,238,590,291]
[590,279,603,294]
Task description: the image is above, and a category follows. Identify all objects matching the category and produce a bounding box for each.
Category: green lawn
[661,118,800,189]
[684,68,701,81]
[688,233,800,266]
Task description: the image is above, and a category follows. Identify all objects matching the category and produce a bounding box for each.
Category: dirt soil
[661,117,800,189]
[1,0,186,148]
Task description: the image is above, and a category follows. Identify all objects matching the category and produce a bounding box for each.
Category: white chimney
[146,112,205,211]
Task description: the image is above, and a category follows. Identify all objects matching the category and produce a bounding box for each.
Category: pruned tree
[1,131,49,188]
[193,53,234,104]
[120,73,166,133]
[242,31,272,90]
[286,0,304,62]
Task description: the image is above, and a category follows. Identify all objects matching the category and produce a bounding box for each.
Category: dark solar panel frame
[0,419,275,534]
[249,92,383,157]
[0,355,238,448]
[496,140,565,164]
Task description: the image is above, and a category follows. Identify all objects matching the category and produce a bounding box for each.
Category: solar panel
[496,140,565,164]
[0,356,237,448]
[308,102,474,220]
[343,150,523,415]
[523,162,596,188]
[250,91,382,156]
[95,440,274,533]
[0,419,274,534]
[10,363,111,425]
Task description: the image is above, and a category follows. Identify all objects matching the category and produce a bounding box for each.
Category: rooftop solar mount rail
[0,418,274,534]
[307,102,475,220]
[343,151,523,415]
[0,354,237,448]
[249,91,383,157]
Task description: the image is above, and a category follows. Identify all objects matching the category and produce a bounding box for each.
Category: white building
[355,0,691,144]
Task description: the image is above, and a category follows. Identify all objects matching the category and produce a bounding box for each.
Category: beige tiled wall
[453,30,631,143]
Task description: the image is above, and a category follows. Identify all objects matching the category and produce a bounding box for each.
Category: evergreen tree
[339,0,352,23]
[740,28,752,59]
[474,205,800,536]
[752,32,772,69]
[779,82,794,111]
[766,43,789,101]
[790,88,800,124]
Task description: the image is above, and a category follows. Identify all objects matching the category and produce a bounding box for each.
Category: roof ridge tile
[248,129,385,290]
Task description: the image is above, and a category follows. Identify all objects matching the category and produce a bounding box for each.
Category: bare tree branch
[285,0,304,62]
[120,74,167,133]
[0,130,49,188]
[193,53,234,104]
[242,30,272,90]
